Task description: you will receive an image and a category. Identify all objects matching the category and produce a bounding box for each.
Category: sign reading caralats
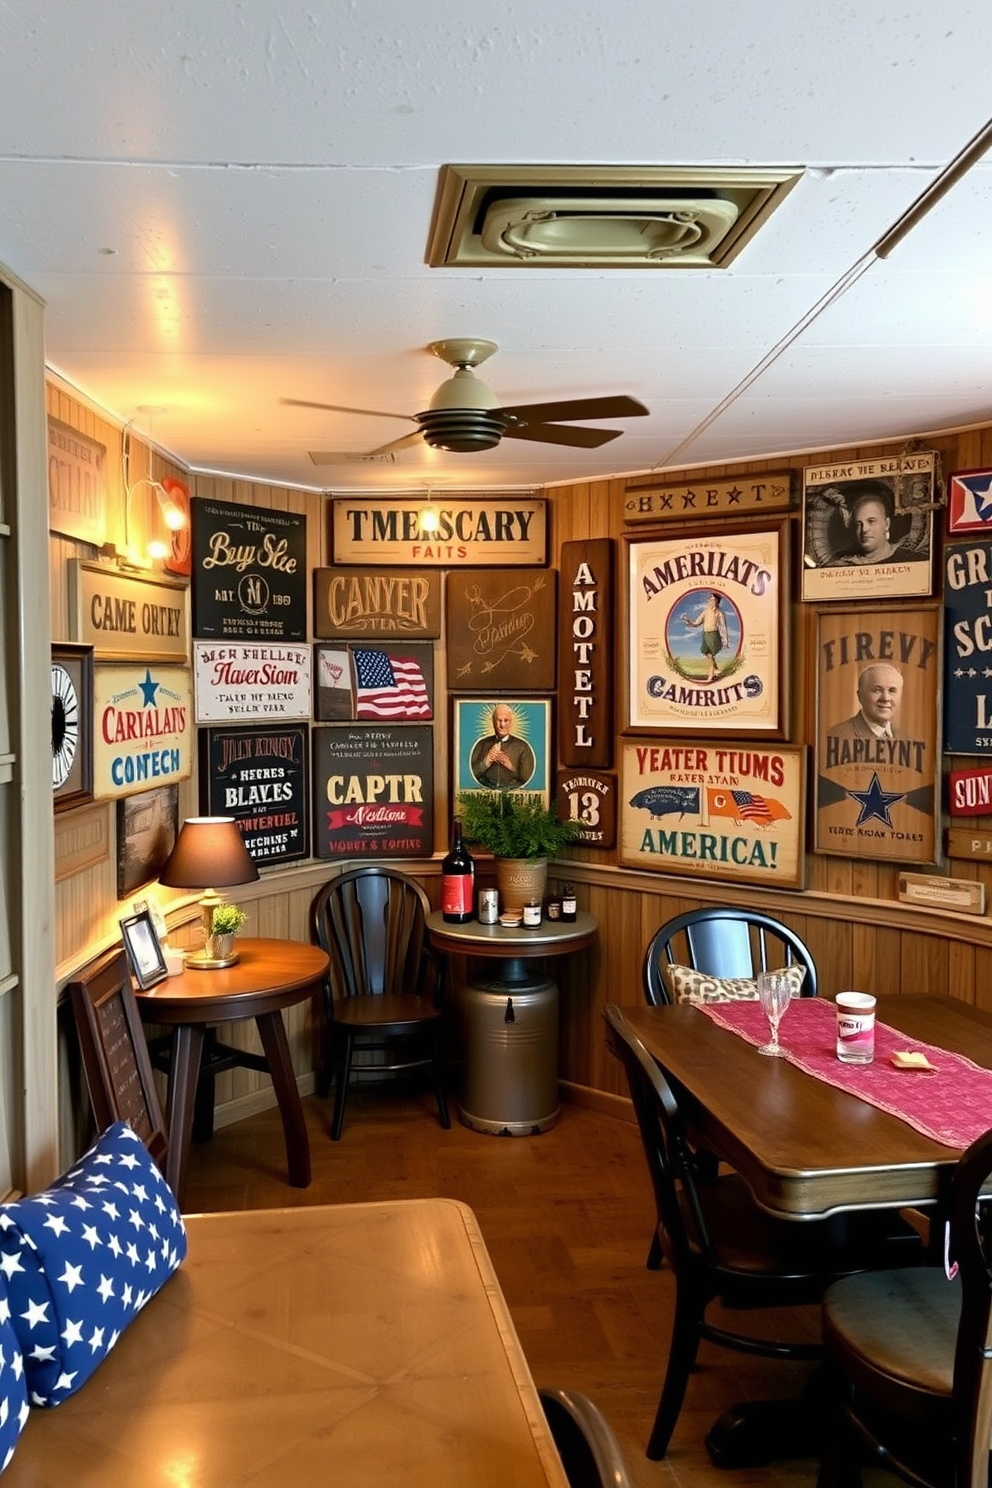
[331,496,547,566]
[93,665,192,800]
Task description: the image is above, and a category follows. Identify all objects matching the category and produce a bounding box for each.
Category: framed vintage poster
[52,642,94,814]
[944,540,992,754]
[314,642,433,723]
[199,724,310,865]
[801,453,936,602]
[312,724,433,860]
[626,522,788,737]
[814,604,942,864]
[947,468,992,536]
[192,497,307,641]
[446,568,556,691]
[116,785,179,898]
[193,641,311,723]
[313,566,441,638]
[92,663,192,801]
[620,740,806,889]
[451,697,552,806]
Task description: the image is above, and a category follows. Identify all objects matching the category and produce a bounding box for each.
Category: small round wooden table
[427,911,597,1135]
[135,937,328,1204]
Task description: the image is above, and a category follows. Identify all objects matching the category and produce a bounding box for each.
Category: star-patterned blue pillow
[0,1297,28,1469]
[0,1121,186,1406]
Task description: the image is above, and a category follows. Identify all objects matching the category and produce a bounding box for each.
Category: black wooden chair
[604,1004,925,1462]
[538,1388,632,1488]
[643,905,818,1006]
[310,868,450,1140]
[817,1126,992,1488]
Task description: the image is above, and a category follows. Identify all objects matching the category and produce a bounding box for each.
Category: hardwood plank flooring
[183,1089,876,1488]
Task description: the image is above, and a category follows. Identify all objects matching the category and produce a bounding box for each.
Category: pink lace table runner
[697,997,992,1150]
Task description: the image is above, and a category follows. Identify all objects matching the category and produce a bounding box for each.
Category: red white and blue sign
[944,540,992,754]
[948,468,992,536]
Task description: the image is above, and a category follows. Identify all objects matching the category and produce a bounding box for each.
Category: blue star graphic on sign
[971,476,992,522]
[138,670,160,708]
[848,771,906,827]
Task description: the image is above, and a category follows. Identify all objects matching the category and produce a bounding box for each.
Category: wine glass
[757,970,793,1056]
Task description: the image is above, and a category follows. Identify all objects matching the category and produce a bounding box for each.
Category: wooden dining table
[623,993,992,1221]
[3,1198,570,1487]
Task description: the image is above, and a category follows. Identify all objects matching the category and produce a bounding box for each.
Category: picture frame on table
[451,696,552,805]
[813,602,942,865]
[119,907,169,990]
[625,521,789,738]
[51,642,94,814]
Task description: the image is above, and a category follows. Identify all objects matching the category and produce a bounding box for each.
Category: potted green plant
[209,902,249,961]
[456,791,581,910]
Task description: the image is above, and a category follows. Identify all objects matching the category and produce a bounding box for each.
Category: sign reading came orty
[331,496,547,567]
[192,497,307,641]
[69,560,189,664]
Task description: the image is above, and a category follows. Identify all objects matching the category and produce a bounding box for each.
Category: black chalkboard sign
[199,723,310,864]
[67,949,169,1174]
[192,497,307,641]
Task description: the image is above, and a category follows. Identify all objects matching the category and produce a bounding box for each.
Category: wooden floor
[183,1086,869,1488]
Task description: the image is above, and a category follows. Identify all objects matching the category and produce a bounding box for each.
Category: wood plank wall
[48,379,992,1126]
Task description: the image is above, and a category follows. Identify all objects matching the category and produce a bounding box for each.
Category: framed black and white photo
[119,908,168,990]
[801,454,936,602]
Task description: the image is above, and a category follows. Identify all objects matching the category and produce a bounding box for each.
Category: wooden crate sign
[948,767,992,817]
[946,826,992,860]
[624,471,795,524]
[313,567,441,638]
[557,540,613,768]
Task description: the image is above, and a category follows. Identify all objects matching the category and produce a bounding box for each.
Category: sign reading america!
[620,740,806,888]
[331,495,547,567]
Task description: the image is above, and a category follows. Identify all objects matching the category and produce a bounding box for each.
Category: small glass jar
[546,889,563,922]
[561,884,577,922]
[523,899,543,928]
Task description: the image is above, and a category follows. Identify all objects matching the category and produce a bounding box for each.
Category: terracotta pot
[495,857,548,913]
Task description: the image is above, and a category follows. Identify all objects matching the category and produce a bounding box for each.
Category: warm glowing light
[420,505,440,534]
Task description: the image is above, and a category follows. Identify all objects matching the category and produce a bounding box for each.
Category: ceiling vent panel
[427,165,803,270]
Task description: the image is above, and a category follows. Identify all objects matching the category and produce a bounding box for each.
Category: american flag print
[0,1122,186,1406]
[707,788,792,825]
[352,649,431,720]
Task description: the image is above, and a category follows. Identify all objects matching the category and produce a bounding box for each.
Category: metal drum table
[426,911,597,1135]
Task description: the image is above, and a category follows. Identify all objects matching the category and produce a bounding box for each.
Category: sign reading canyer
[331,495,547,567]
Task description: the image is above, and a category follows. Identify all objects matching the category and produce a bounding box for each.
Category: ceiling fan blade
[308,430,423,465]
[502,422,623,449]
[281,397,415,423]
[497,395,648,424]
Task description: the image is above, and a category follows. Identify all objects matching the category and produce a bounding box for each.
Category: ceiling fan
[282,338,649,461]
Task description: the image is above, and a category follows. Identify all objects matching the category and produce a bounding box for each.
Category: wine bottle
[441,819,475,923]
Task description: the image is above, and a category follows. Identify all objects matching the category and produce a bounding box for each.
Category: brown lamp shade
[158,817,260,890]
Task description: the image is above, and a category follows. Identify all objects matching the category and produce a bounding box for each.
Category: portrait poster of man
[452,697,551,805]
[801,453,935,602]
[814,605,942,864]
[626,523,788,736]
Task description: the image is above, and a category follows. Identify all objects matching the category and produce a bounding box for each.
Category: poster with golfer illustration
[625,522,789,737]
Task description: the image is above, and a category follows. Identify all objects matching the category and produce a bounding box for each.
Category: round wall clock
[51,643,94,813]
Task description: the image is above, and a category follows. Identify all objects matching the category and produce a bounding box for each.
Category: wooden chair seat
[330,993,442,1034]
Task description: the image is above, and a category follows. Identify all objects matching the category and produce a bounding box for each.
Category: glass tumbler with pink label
[835,992,876,1064]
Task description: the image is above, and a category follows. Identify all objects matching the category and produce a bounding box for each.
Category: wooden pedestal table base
[135,937,329,1205]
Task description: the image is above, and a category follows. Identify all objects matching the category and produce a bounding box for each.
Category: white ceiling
[2,2,991,494]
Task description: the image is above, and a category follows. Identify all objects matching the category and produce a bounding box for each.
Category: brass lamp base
[185,948,240,971]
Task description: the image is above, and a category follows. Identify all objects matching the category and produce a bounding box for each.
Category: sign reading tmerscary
[330,495,547,567]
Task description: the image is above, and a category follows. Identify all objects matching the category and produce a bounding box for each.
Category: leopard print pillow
[663,962,807,1005]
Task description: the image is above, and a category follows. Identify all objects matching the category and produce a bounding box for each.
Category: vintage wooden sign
[897,872,986,914]
[92,664,192,801]
[620,740,806,889]
[946,826,992,861]
[948,767,992,818]
[944,541,992,754]
[199,725,310,865]
[313,725,433,860]
[626,522,789,737]
[556,770,617,848]
[814,604,942,865]
[48,418,107,544]
[314,642,433,722]
[446,568,556,690]
[330,495,547,567]
[948,468,992,536]
[623,471,795,524]
[192,497,307,641]
[558,539,613,767]
[313,567,441,638]
[193,641,311,723]
[69,560,189,664]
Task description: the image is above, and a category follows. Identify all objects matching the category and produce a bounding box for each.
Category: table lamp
[158,816,259,970]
